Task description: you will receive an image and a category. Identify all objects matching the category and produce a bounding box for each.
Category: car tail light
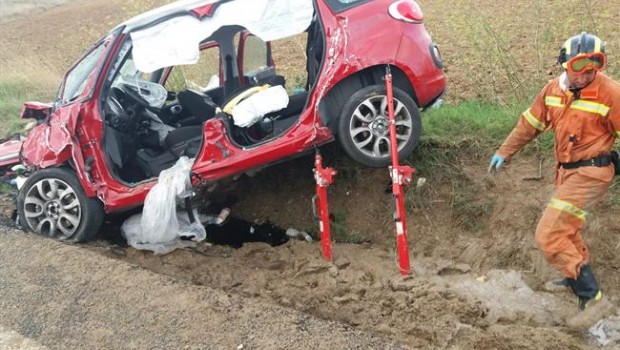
[388,0,424,23]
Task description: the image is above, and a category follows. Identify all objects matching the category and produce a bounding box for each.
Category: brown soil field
[419,0,620,103]
[2,1,620,349]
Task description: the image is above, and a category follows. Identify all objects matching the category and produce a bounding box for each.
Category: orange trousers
[535,164,614,279]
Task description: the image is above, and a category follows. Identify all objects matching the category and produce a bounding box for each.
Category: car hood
[130,0,313,73]
[21,103,82,169]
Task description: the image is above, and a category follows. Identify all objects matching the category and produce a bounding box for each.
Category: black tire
[17,167,104,243]
[337,85,421,167]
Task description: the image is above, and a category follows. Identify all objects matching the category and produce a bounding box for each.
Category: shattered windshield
[61,41,108,103]
[108,40,153,86]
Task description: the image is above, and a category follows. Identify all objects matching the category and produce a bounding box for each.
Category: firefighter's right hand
[488,154,505,173]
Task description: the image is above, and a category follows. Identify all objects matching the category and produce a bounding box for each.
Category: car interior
[101,19,325,184]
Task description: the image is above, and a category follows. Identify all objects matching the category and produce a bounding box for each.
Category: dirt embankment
[2,151,619,349]
[100,152,620,349]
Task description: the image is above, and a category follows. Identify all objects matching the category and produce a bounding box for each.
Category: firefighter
[488,32,618,328]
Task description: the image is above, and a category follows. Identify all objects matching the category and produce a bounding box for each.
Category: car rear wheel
[17,167,104,242]
[337,85,421,167]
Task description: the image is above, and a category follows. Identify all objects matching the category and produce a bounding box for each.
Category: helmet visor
[567,52,607,74]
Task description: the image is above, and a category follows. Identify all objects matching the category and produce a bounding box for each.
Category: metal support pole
[385,65,415,275]
[313,151,337,262]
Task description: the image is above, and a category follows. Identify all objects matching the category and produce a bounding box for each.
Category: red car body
[0,139,22,170]
[17,0,445,241]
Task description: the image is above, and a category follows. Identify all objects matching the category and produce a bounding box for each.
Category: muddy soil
[2,151,619,349]
[86,153,620,349]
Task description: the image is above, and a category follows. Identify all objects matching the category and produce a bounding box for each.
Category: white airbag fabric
[121,156,206,254]
[231,85,289,127]
[132,0,313,73]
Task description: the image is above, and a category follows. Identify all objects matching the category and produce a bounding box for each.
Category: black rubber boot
[566,264,615,329]
[573,264,600,310]
[543,277,576,293]
[554,278,573,287]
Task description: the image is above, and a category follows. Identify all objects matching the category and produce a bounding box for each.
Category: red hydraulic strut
[385,65,415,276]
[313,151,337,262]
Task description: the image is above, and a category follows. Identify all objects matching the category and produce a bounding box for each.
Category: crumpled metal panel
[21,103,81,170]
[19,101,52,120]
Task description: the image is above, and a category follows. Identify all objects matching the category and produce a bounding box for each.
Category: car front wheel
[17,167,104,242]
[337,85,421,167]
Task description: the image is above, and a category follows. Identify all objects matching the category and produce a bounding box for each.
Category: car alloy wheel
[17,167,104,242]
[23,178,81,239]
[349,94,413,158]
[338,85,421,167]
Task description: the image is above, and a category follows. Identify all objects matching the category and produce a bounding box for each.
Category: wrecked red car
[16,0,445,241]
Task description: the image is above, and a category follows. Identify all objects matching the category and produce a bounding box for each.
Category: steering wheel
[104,94,131,130]
[119,83,152,110]
[110,86,126,102]
[106,85,149,132]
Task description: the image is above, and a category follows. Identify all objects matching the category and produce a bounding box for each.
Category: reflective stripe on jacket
[497,73,620,164]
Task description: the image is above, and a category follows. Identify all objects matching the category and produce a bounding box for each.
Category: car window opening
[101,19,324,186]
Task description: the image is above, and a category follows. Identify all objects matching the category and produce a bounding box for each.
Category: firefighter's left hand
[488,154,505,173]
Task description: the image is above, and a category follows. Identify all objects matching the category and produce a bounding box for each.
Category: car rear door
[236,32,276,87]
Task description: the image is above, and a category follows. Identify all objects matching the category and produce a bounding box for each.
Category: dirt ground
[3,0,620,349]
[3,151,620,349]
[103,153,620,349]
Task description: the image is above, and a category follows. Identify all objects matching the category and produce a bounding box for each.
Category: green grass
[0,183,16,195]
[419,101,555,160]
[411,101,521,177]
[422,101,528,146]
[0,56,58,138]
[0,81,47,137]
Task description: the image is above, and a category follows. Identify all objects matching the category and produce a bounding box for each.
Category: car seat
[176,89,218,126]
[163,126,203,157]
[135,125,203,178]
[221,74,286,114]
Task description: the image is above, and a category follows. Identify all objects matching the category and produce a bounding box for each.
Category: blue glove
[488,154,505,173]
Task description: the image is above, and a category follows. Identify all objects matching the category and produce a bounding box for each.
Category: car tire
[17,167,104,242]
[337,85,421,167]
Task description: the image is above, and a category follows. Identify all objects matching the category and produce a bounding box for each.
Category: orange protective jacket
[497,73,620,163]
[497,73,620,279]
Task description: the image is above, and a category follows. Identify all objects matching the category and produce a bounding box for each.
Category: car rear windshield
[324,0,374,13]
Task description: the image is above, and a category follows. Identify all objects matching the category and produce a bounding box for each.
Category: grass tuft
[0,57,60,137]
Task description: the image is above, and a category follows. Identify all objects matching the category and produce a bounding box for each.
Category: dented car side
[17,0,445,241]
